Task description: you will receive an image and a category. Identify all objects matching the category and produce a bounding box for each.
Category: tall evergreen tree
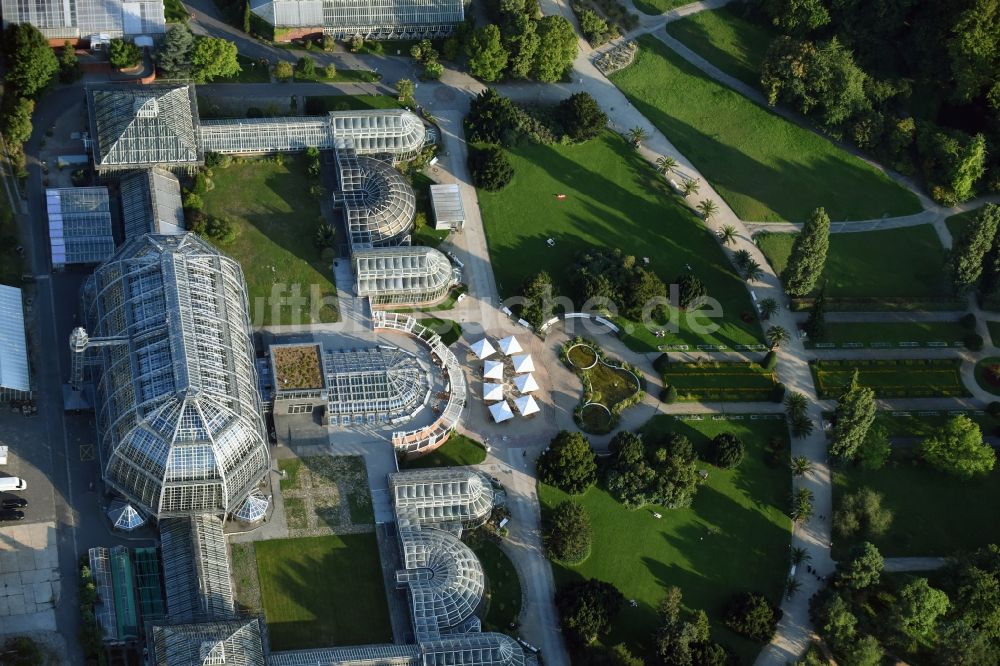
[830,369,876,460]
[782,207,830,296]
[976,205,1000,302]
[157,24,195,79]
[951,202,1000,293]
[804,286,826,340]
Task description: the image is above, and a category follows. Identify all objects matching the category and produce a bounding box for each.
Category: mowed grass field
[665,6,775,87]
[610,36,921,222]
[633,0,693,15]
[810,359,969,398]
[477,132,761,349]
[755,226,951,300]
[540,416,791,663]
[255,535,392,650]
[804,320,969,348]
[202,155,337,326]
[402,434,487,469]
[834,450,1000,557]
[470,540,522,632]
[662,361,778,401]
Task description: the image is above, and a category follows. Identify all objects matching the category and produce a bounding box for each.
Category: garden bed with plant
[810,359,969,399]
[659,357,780,402]
[561,338,644,434]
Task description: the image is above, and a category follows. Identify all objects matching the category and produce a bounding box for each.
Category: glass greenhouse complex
[81,234,270,519]
[355,246,459,307]
[1,0,165,39]
[248,0,463,40]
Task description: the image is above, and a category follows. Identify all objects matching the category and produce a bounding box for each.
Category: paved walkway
[883,557,951,573]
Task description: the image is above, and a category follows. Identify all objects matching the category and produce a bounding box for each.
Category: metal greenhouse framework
[247,0,463,40]
[88,85,201,172]
[199,110,427,159]
[335,146,416,249]
[160,515,235,623]
[80,234,269,519]
[121,168,185,239]
[151,618,266,666]
[324,347,426,426]
[0,0,165,39]
[354,246,458,307]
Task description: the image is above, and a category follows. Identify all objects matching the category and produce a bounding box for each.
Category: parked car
[0,509,25,521]
[2,497,27,508]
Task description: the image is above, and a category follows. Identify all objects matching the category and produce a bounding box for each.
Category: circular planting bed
[567,343,598,370]
[974,357,1000,396]
[579,402,613,434]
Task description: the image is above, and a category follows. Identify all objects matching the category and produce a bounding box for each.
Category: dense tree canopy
[782,207,830,295]
[545,500,592,563]
[830,369,877,461]
[469,145,514,191]
[520,271,555,330]
[921,415,997,478]
[109,38,141,69]
[558,92,608,142]
[725,591,781,641]
[834,486,893,540]
[3,23,59,98]
[838,542,884,590]
[191,37,240,82]
[570,248,668,319]
[467,24,509,82]
[605,430,700,509]
[0,96,34,146]
[532,16,578,82]
[556,579,624,646]
[537,430,598,494]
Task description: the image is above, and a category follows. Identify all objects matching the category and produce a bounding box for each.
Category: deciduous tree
[537,430,597,494]
[467,24,509,82]
[921,415,997,478]
[839,541,883,590]
[556,579,624,646]
[834,487,892,539]
[3,23,59,97]
[191,36,240,82]
[948,202,1000,292]
[545,500,592,563]
[532,15,577,82]
[893,577,951,641]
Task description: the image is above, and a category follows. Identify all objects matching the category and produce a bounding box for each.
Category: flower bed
[810,358,969,399]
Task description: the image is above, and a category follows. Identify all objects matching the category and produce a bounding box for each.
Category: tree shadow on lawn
[621,68,918,223]
[486,139,761,346]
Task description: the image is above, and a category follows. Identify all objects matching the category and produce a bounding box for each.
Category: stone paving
[276,455,375,537]
[0,521,59,634]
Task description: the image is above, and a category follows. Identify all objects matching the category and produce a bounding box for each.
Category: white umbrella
[489,400,515,423]
[470,338,496,360]
[514,373,539,394]
[511,353,535,374]
[497,335,522,356]
[483,382,504,401]
[233,490,269,523]
[484,359,504,380]
[107,500,145,531]
[514,394,540,416]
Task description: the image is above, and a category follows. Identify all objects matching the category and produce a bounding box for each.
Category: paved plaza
[0,521,60,634]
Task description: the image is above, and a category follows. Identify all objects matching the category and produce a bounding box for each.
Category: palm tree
[759,297,778,320]
[791,413,815,438]
[766,325,790,349]
[627,126,648,147]
[784,392,808,419]
[697,199,719,221]
[743,258,763,282]
[734,248,752,269]
[718,224,737,245]
[791,546,811,565]
[785,577,802,599]
[792,456,813,476]
[655,155,678,176]
[791,487,814,523]
[314,223,336,249]
[681,178,701,197]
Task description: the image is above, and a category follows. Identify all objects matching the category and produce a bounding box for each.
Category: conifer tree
[830,369,876,460]
[949,203,1000,292]
[782,207,830,296]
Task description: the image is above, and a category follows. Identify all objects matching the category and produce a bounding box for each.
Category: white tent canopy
[489,400,514,423]
[483,359,504,380]
[514,395,540,416]
[511,354,535,374]
[514,373,539,394]
[483,382,504,401]
[107,500,145,531]
[470,338,496,360]
[497,335,522,356]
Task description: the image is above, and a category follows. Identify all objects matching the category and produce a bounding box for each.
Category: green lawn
[610,36,921,222]
[255,535,392,650]
[213,55,270,83]
[201,155,337,326]
[866,410,1000,439]
[304,95,403,115]
[810,359,969,399]
[834,450,1000,556]
[662,361,778,401]
[470,539,522,632]
[294,68,381,83]
[805,320,969,349]
[755,226,953,304]
[419,316,461,345]
[633,0,695,15]
[665,6,775,87]
[403,434,487,469]
[477,132,762,349]
[540,416,791,662]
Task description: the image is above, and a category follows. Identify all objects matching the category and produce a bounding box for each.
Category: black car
[0,509,24,521]
[2,497,27,508]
